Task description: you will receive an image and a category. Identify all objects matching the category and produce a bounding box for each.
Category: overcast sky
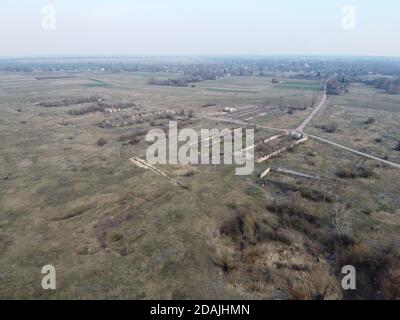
[1,0,399,57]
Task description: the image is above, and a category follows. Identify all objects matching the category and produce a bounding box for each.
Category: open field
[1,71,399,300]
[274,79,324,92]
[307,83,400,163]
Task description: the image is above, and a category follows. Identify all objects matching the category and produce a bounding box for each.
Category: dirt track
[296,76,336,132]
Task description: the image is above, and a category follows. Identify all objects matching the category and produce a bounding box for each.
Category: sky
[0,0,399,57]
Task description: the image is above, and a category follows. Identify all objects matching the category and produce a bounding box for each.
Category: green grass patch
[81,83,112,88]
[275,84,323,91]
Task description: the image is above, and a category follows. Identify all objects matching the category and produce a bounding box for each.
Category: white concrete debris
[256,136,308,164]
[234,133,286,157]
[223,107,237,113]
[260,167,271,179]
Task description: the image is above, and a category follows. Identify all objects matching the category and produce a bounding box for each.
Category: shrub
[362,208,373,215]
[226,201,238,210]
[118,128,147,142]
[246,186,263,197]
[201,103,216,108]
[320,122,339,133]
[301,188,334,203]
[336,169,356,179]
[96,137,107,146]
[127,137,142,145]
[68,104,104,116]
[355,165,374,178]
[287,286,309,300]
[363,117,376,125]
[210,249,238,274]
[267,199,320,238]
[336,243,400,299]
[220,208,274,246]
[336,165,374,179]
[286,271,332,300]
[110,233,124,242]
[268,228,296,245]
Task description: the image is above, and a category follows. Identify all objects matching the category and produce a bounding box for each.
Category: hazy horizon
[1,0,400,57]
[2,54,400,60]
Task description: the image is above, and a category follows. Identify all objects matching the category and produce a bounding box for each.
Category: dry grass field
[0,71,399,299]
[308,83,400,163]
